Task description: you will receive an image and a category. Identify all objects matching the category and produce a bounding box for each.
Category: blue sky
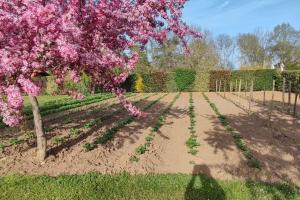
[182,0,300,36]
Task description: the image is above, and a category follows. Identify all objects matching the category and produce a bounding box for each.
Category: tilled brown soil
[0,92,299,186]
[209,92,300,185]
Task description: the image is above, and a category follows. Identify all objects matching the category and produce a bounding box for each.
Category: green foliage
[129,155,139,162]
[88,94,167,151]
[9,138,23,146]
[134,74,144,93]
[165,72,178,92]
[70,128,81,137]
[83,143,96,152]
[231,69,276,91]
[209,70,231,92]
[135,145,147,155]
[25,132,35,141]
[1,173,299,200]
[174,68,196,91]
[45,76,60,95]
[63,73,92,95]
[186,93,199,155]
[122,74,137,92]
[142,72,168,92]
[280,70,300,92]
[193,70,210,92]
[52,137,64,145]
[0,144,4,152]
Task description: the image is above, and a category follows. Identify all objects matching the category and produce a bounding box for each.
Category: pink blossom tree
[0,0,199,161]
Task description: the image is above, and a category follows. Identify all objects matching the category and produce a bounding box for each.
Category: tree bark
[29,95,47,161]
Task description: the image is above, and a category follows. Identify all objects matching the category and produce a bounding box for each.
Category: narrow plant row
[50,94,154,149]
[129,93,181,162]
[202,93,261,169]
[83,93,168,152]
[0,93,124,129]
[0,94,150,154]
[186,93,200,155]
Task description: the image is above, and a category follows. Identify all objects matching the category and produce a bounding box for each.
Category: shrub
[122,74,136,92]
[134,74,144,93]
[209,70,231,92]
[165,72,178,92]
[142,71,168,92]
[174,68,195,91]
[193,70,210,92]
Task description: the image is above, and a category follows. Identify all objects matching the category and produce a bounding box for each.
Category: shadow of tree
[184,164,226,200]
[205,92,300,186]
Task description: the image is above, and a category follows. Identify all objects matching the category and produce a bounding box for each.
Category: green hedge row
[123,69,300,93]
[122,69,196,92]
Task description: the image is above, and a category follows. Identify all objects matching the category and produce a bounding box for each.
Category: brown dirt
[209,92,300,185]
[0,92,299,186]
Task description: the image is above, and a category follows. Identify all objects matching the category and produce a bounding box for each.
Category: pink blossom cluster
[0,0,199,126]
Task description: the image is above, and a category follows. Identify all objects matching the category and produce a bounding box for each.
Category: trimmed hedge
[142,72,168,92]
[230,69,276,91]
[122,69,300,93]
[209,70,231,92]
[174,68,196,91]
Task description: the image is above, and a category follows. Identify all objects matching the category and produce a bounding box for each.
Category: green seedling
[9,138,23,146]
[70,128,81,136]
[0,144,4,152]
[135,145,147,155]
[25,131,35,140]
[52,137,65,145]
[83,143,96,152]
[129,155,139,162]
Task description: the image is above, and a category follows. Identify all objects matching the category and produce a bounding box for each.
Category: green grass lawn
[0,173,299,200]
[23,95,70,108]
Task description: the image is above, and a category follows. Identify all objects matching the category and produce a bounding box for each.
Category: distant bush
[174,68,195,91]
[134,74,144,93]
[142,71,168,92]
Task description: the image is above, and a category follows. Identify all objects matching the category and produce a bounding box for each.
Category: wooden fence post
[219,80,222,93]
[293,91,299,117]
[288,81,292,113]
[235,79,238,92]
[230,82,232,93]
[268,80,275,127]
[282,77,286,110]
[224,81,226,97]
[216,80,218,93]
[245,81,248,97]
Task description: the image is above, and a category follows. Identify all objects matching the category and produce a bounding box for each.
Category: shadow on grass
[184,164,226,200]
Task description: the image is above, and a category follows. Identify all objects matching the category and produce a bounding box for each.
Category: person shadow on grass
[184,164,226,200]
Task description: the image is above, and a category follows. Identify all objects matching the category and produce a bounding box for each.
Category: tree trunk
[29,95,47,161]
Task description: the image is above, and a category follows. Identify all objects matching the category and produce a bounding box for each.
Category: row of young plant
[0,94,148,154]
[186,93,200,155]
[83,94,168,151]
[49,94,154,150]
[0,93,119,129]
[202,93,261,169]
[129,93,181,162]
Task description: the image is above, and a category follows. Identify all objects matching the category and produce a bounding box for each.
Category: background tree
[269,23,300,67]
[215,34,235,69]
[237,33,265,67]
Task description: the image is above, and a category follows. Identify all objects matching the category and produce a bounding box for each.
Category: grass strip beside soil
[0,173,299,200]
